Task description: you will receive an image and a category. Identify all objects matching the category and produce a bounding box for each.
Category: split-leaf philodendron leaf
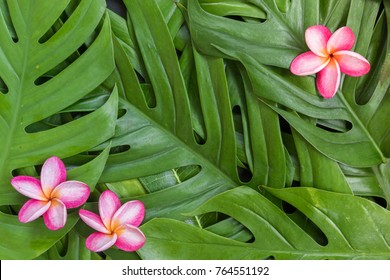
[0,0,389,259]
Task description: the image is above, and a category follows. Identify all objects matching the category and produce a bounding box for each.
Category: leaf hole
[375,2,385,25]
[38,5,74,44]
[232,105,253,183]
[117,108,127,119]
[279,115,292,134]
[33,43,92,87]
[140,83,157,109]
[106,0,127,18]
[316,119,353,133]
[1,0,19,42]
[86,144,131,157]
[109,144,131,155]
[24,110,93,133]
[0,76,9,94]
[286,205,329,247]
[184,65,207,145]
[373,196,387,208]
[35,10,105,87]
[237,166,253,183]
[363,196,387,209]
[139,165,202,193]
[194,130,206,145]
[282,200,297,214]
[205,215,255,243]
[200,1,267,23]
[128,71,158,109]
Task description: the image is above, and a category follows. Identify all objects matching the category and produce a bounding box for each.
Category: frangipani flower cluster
[11,157,146,252]
[290,25,370,98]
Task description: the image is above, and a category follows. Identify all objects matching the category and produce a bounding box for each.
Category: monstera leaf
[138,186,390,259]
[1,0,389,260]
[0,0,117,259]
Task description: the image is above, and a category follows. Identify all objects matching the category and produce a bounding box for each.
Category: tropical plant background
[0,0,390,260]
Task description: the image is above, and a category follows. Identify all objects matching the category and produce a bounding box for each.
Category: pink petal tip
[18,199,51,223]
[99,190,121,230]
[115,225,146,252]
[290,51,329,76]
[86,232,117,252]
[11,176,46,201]
[333,50,370,76]
[327,26,355,54]
[40,156,67,197]
[79,209,110,234]
[305,25,332,57]
[316,58,341,98]
[43,199,67,230]
[52,181,90,209]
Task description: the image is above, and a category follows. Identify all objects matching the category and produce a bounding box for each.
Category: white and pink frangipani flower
[11,156,90,230]
[79,190,146,252]
[290,25,370,98]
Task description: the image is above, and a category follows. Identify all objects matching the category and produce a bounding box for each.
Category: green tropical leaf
[35,229,102,260]
[139,186,390,259]
[0,212,79,259]
[0,0,117,259]
[1,0,389,261]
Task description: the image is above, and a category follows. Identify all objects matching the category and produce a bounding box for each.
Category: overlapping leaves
[188,0,389,168]
[0,0,117,259]
[139,186,390,259]
[1,0,390,260]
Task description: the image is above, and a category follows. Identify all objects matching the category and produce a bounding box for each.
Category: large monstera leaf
[139,186,390,260]
[0,0,117,259]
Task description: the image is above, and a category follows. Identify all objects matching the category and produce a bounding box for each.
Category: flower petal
[114,224,146,252]
[305,25,332,57]
[43,198,67,230]
[18,199,51,223]
[111,200,145,230]
[86,232,117,252]
[327,26,355,54]
[99,190,121,230]
[11,176,46,201]
[79,209,110,234]
[316,58,341,99]
[290,51,330,76]
[333,50,370,76]
[40,156,67,197]
[51,181,90,208]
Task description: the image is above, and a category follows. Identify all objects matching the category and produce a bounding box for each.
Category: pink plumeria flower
[290,25,370,98]
[79,190,146,252]
[11,156,90,230]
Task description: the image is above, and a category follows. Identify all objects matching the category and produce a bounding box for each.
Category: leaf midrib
[338,92,386,163]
